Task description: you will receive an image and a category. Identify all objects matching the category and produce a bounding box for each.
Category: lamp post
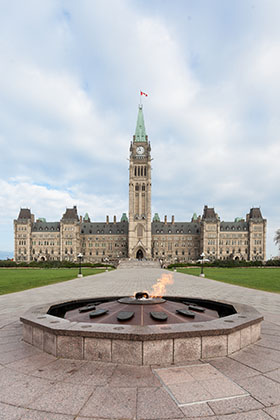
[77,253,83,278]
[200,252,205,277]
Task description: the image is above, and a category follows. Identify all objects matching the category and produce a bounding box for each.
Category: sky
[0,0,279,259]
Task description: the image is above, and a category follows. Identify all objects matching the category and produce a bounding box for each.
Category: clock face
[136,146,145,155]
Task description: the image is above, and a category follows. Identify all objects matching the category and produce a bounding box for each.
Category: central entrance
[136,249,144,260]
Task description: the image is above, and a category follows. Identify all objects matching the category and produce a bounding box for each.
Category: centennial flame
[150,273,174,297]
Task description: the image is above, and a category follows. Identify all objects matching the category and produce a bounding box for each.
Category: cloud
[0,0,279,258]
[0,179,127,251]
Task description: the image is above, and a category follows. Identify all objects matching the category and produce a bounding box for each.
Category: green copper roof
[192,213,197,220]
[121,213,128,222]
[153,213,160,222]
[84,213,90,221]
[134,105,147,142]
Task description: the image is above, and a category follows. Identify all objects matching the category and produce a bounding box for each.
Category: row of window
[81,229,125,234]
[219,240,248,246]
[33,241,58,246]
[134,166,147,177]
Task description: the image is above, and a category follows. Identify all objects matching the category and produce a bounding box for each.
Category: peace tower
[128,105,152,259]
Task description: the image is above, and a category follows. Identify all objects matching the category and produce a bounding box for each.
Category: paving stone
[215,409,274,419]
[168,381,213,404]
[230,348,280,373]
[0,369,53,406]
[109,364,160,387]
[264,404,280,419]
[0,402,25,420]
[29,382,94,416]
[180,402,215,417]
[154,366,195,385]
[0,344,40,365]
[1,267,280,419]
[237,375,280,406]
[208,395,264,415]
[257,335,280,351]
[7,352,56,374]
[186,364,226,381]
[63,360,116,386]
[0,334,22,345]
[200,378,247,399]
[80,386,137,419]
[246,344,280,363]
[208,358,259,380]
[264,368,280,383]
[137,387,184,419]
[19,409,74,419]
[31,358,86,381]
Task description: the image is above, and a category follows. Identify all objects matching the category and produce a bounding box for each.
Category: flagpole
[139,90,142,107]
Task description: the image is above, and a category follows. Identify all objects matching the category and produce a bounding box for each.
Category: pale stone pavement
[1,268,280,419]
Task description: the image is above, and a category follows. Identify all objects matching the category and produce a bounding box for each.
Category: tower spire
[134,105,147,142]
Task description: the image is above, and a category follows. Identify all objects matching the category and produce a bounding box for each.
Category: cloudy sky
[0,0,279,258]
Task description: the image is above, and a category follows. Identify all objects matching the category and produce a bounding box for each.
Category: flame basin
[21,295,263,365]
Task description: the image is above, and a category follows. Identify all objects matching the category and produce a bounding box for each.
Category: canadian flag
[140,91,148,97]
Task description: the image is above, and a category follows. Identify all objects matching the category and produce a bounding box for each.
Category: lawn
[174,267,280,293]
[0,268,108,295]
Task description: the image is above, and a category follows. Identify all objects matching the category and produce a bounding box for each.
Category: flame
[150,273,174,297]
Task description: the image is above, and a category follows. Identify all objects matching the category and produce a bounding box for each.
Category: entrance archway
[136,249,144,260]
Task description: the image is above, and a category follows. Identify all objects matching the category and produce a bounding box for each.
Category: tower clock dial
[136,146,145,155]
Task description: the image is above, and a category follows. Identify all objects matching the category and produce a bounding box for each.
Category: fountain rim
[20,296,263,341]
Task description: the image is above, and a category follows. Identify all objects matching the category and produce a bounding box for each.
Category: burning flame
[150,273,174,297]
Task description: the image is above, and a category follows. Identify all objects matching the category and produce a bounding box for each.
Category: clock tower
[128,105,152,259]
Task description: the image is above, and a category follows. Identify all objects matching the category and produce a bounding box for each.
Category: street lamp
[77,253,83,278]
[200,252,205,277]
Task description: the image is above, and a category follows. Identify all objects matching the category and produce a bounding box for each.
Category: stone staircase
[117,259,161,269]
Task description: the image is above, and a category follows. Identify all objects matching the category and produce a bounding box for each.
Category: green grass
[174,267,280,293]
[0,268,108,295]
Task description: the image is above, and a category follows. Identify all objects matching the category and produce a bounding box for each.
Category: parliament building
[14,106,267,263]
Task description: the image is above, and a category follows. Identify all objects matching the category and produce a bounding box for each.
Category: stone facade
[14,106,266,263]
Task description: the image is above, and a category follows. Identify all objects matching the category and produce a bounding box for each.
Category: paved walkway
[1,268,280,419]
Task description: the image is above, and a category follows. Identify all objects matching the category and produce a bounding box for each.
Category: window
[142,185,145,191]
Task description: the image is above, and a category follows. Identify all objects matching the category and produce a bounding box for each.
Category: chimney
[114,215,116,224]
[164,215,167,225]
[106,215,109,224]
[171,215,174,224]
[80,215,82,223]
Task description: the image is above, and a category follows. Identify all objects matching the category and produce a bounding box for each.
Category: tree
[274,229,280,250]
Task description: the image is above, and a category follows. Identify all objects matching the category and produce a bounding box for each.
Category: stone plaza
[1,267,280,419]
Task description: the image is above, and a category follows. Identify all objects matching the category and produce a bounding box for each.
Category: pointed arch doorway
[136,249,144,260]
